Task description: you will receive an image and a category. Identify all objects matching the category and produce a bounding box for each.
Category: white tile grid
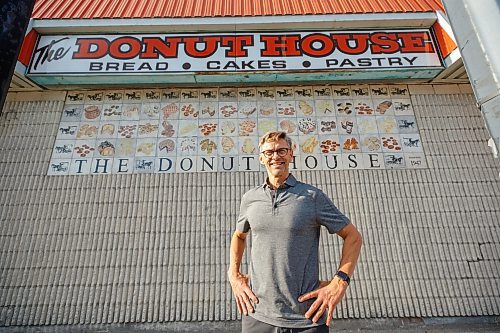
[51,85,425,175]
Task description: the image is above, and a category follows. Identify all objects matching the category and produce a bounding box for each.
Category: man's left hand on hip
[298,277,348,326]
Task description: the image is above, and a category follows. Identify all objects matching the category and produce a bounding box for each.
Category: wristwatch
[335,270,351,285]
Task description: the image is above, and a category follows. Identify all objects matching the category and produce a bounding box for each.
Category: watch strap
[335,270,351,285]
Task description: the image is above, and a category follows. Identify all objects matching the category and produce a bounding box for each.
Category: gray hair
[259,131,293,149]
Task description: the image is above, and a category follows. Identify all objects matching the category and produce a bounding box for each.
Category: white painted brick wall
[0,89,498,326]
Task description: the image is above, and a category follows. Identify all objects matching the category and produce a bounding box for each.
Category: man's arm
[227,230,259,315]
[298,223,362,326]
[335,223,363,277]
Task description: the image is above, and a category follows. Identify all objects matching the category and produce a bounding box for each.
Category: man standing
[228,131,362,332]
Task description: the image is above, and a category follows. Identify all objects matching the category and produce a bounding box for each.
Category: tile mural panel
[48,85,427,175]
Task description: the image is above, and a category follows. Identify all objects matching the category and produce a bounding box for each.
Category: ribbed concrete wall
[0,88,499,327]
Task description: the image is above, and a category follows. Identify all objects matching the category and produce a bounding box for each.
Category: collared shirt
[236,174,350,328]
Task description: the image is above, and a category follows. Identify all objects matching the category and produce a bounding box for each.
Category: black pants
[242,315,329,333]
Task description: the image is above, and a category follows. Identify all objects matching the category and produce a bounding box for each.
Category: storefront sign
[48,84,427,175]
[30,30,441,75]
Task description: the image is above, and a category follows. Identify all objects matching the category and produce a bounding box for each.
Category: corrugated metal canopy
[32,0,445,19]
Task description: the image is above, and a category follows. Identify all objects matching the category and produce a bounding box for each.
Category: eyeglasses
[260,148,291,158]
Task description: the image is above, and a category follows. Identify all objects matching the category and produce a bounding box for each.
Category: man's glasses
[260,148,290,158]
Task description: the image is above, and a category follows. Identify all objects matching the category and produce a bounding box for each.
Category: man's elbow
[339,224,362,247]
[347,226,363,249]
[353,229,363,249]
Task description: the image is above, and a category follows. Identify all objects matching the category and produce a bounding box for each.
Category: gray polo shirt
[236,174,350,328]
